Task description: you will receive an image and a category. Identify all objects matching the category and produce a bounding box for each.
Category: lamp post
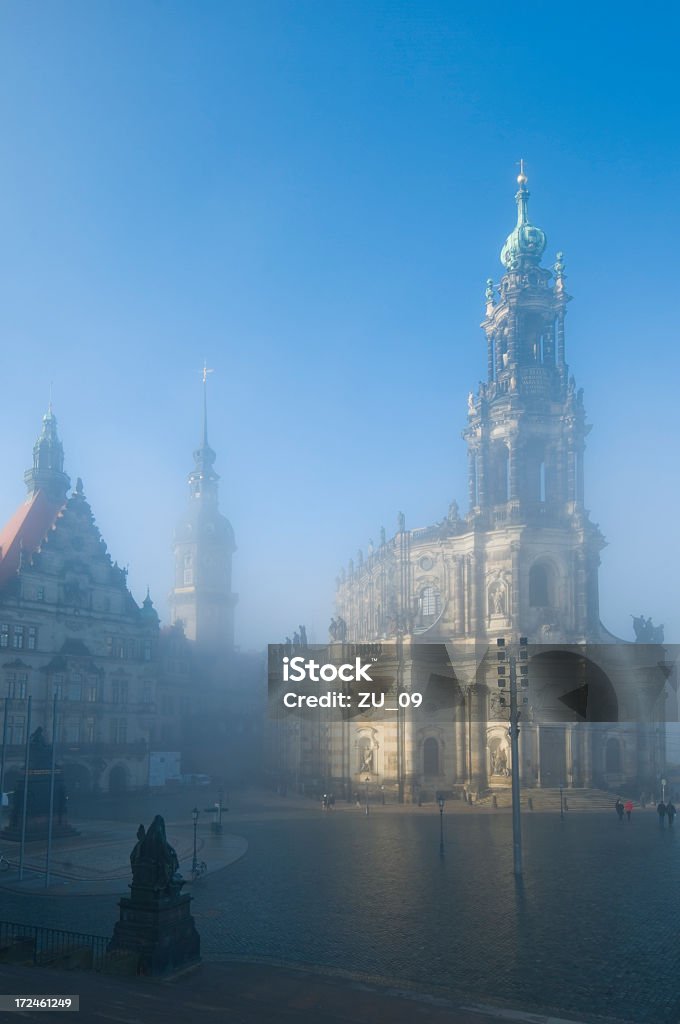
[438,794,445,857]
[497,638,529,878]
[191,807,199,874]
[364,776,370,816]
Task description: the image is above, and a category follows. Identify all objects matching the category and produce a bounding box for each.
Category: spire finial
[500,161,546,269]
[48,381,53,415]
[201,361,214,446]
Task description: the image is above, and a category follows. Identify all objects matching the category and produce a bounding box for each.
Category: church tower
[169,370,237,652]
[464,164,605,640]
[24,404,71,506]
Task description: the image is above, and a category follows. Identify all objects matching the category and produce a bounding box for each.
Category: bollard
[528,796,534,811]
[492,795,498,809]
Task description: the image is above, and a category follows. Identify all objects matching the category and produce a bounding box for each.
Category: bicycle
[190,860,207,881]
[0,853,11,872]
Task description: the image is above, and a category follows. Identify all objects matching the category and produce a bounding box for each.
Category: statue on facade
[467,391,475,416]
[299,625,307,648]
[632,615,665,644]
[489,582,506,616]
[293,631,300,647]
[491,746,508,776]
[360,743,374,773]
[336,617,347,642]
[329,618,338,641]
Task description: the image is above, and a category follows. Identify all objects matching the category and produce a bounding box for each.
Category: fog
[0,4,677,651]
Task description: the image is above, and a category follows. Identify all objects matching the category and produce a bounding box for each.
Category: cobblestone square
[1,794,678,1023]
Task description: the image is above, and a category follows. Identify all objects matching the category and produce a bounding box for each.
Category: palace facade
[0,384,251,797]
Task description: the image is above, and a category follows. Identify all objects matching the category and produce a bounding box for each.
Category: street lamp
[438,794,445,857]
[364,776,370,816]
[191,807,199,874]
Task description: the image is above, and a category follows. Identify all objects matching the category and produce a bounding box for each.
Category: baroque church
[0,380,241,799]
[277,170,672,799]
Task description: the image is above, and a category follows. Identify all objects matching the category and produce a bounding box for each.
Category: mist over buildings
[0,5,677,651]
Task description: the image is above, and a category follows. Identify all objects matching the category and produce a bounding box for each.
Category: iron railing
[0,920,108,970]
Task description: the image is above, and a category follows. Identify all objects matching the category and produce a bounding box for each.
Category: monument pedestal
[3,732,78,842]
[108,883,201,977]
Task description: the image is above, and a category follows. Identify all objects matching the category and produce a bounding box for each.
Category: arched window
[423,737,440,777]
[417,586,442,631]
[529,563,551,607]
[421,587,439,617]
[605,737,621,773]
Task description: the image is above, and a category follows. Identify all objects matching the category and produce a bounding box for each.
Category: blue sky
[0,2,678,649]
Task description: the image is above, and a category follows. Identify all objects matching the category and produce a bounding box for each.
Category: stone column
[575,551,587,636]
[566,434,576,505]
[511,543,520,630]
[468,448,477,509]
[518,724,529,785]
[507,314,518,366]
[455,714,466,783]
[544,322,555,366]
[582,725,593,787]
[576,446,585,508]
[566,726,575,788]
[556,309,566,369]
[508,436,520,503]
[487,332,494,382]
[468,685,488,792]
[468,553,478,636]
[454,557,465,636]
[477,443,488,510]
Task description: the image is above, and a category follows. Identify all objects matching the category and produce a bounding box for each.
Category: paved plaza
[0,790,678,1023]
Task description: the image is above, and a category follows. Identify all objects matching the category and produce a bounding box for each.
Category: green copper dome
[500,168,547,270]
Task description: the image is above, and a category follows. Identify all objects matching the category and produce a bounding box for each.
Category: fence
[0,920,108,970]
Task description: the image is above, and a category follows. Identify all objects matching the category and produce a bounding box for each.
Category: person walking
[624,799,633,822]
[667,800,676,826]
[615,798,624,821]
[657,800,667,827]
